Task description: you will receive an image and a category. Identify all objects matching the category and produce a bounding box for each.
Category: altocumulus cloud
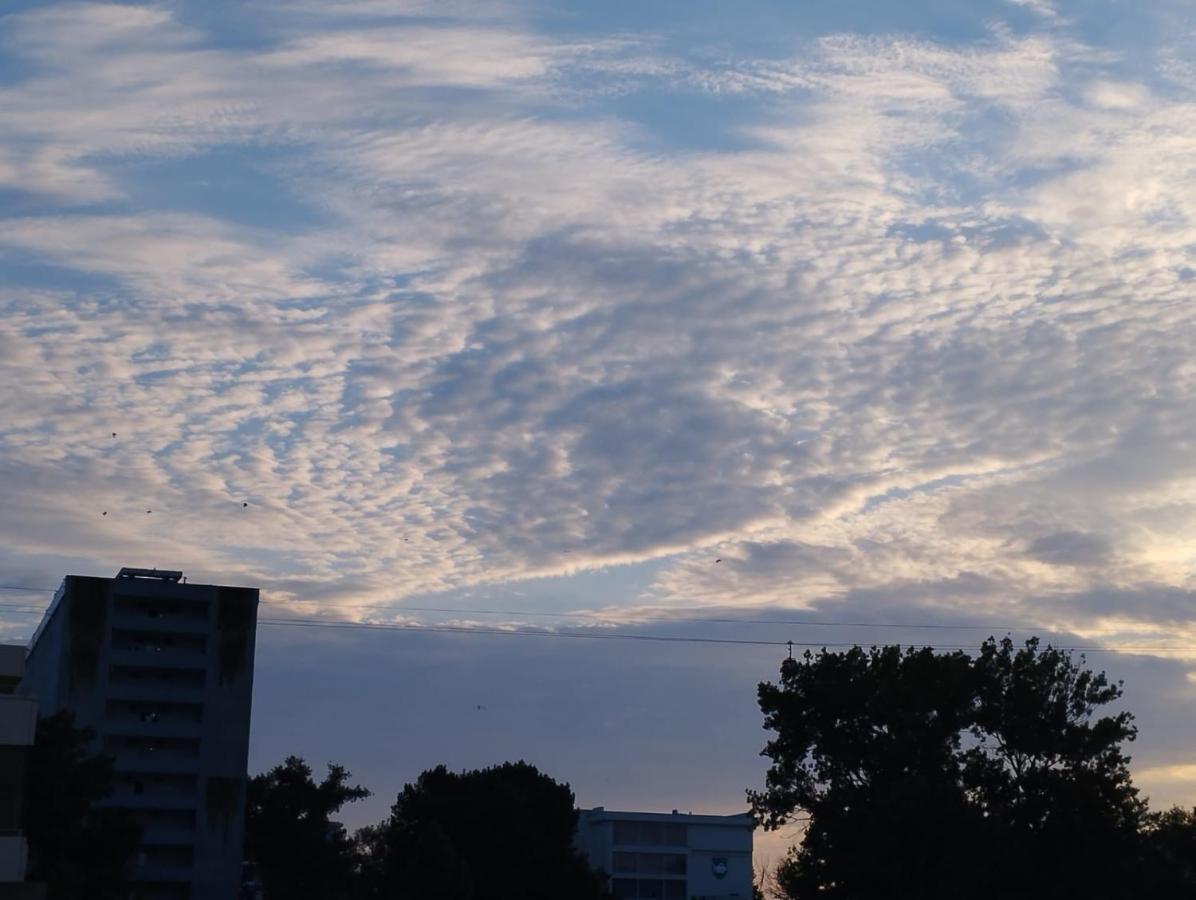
[3,0,1196,798]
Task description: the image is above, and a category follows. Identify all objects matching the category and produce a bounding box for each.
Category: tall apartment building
[576,808,754,900]
[19,568,259,900]
[0,644,42,900]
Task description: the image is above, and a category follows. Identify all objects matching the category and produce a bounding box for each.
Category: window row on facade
[612,821,688,846]
[611,877,687,899]
[612,851,686,875]
[115,595,210,621]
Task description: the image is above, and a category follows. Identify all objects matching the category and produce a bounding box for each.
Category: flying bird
[146,510,152,514]
[242,502,248,508]
[111,432,117,438]
[715,558,722,563]
[102,511,107,516]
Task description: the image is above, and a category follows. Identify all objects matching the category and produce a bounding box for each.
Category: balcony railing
[104,716,203,740]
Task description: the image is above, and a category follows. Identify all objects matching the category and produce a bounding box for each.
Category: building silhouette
[0,644,41,898]
[576,807,754,900]
[19,568,258,900]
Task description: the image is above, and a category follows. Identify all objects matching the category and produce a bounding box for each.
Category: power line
[0,590,1039,632]
[0,597,1049,635]
[2,595,1193,655]
[368,605,1015,631]
[0,584,1117,636]
[251,617,1196,654]
[258,617,790,647]
[0,602,1192,653]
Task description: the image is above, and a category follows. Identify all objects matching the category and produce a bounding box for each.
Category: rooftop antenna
[787,640,793,660]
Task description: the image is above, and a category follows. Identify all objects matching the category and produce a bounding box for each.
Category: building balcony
[111,611,211,635]
[0,696,37,745]
[113,753,201,775]
[0,834,28,881]
[105,681,206,704]
[131,864,194,884]
[108,648,208,672]
[101,792,199,812]
[137,825,198,847]
[103,716,203,740]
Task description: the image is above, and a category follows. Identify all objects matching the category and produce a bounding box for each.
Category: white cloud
[1,0,1195,658]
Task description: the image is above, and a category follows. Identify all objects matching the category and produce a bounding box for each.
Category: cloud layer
[3,0,1196,809]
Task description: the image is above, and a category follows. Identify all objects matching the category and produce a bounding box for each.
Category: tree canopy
[24,711,142,900]
[245,755,371,900]
[751,637,1148,900]
[356,761,608,900]
[1140,807,1196,899]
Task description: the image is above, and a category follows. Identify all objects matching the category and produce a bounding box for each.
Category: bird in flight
[146,510,152,514]
[111,432,117,438]
[102,511,107,516]
[715,558,722,563]
[242,502,248,508]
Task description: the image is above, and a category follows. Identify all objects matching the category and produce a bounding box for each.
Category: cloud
[1006,0,1060,20]
[1026,531,1113,567]
[2,1,1196,666]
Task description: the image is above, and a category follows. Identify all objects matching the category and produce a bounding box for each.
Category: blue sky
[4,0,1196,849]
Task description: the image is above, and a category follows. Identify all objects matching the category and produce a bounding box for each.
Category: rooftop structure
[19,570,259,900]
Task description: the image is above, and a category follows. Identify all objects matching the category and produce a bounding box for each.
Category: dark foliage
[245,755,370,900]
[751,637,1146,900]
[24,711,141,900]
[356,761,609,900]
[1141,807,1196,898]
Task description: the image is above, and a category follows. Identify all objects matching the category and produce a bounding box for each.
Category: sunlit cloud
[3,0,1196,802]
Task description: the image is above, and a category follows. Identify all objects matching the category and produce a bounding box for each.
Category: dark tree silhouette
[246,755,370,900]
[751,637,1146,900]
[24,711,141,900]
[356,761,608,900]
[1141,807,1196,898]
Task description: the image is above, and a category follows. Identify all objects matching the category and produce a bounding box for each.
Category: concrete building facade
[576,808,754,900]
[0,644,43,900]
[19,568,259,900]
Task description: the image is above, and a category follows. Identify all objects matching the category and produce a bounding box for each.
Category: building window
[613,853,686,875]
[611,878,686,899]
[613,821,688,846]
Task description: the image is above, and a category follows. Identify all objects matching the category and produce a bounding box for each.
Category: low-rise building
[0,643,44,900]
[576,807,754,900]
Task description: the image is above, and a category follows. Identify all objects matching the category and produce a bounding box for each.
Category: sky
[3,0,1196,856]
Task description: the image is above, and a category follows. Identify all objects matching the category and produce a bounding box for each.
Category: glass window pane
[639,879,664,899]
[638,853,663,875]
[664,881,687,900]
[613,852,637,874]
[614,822,638,845]
[613,879,637,899]
[662,824,687,845]
[664,854,686,875]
